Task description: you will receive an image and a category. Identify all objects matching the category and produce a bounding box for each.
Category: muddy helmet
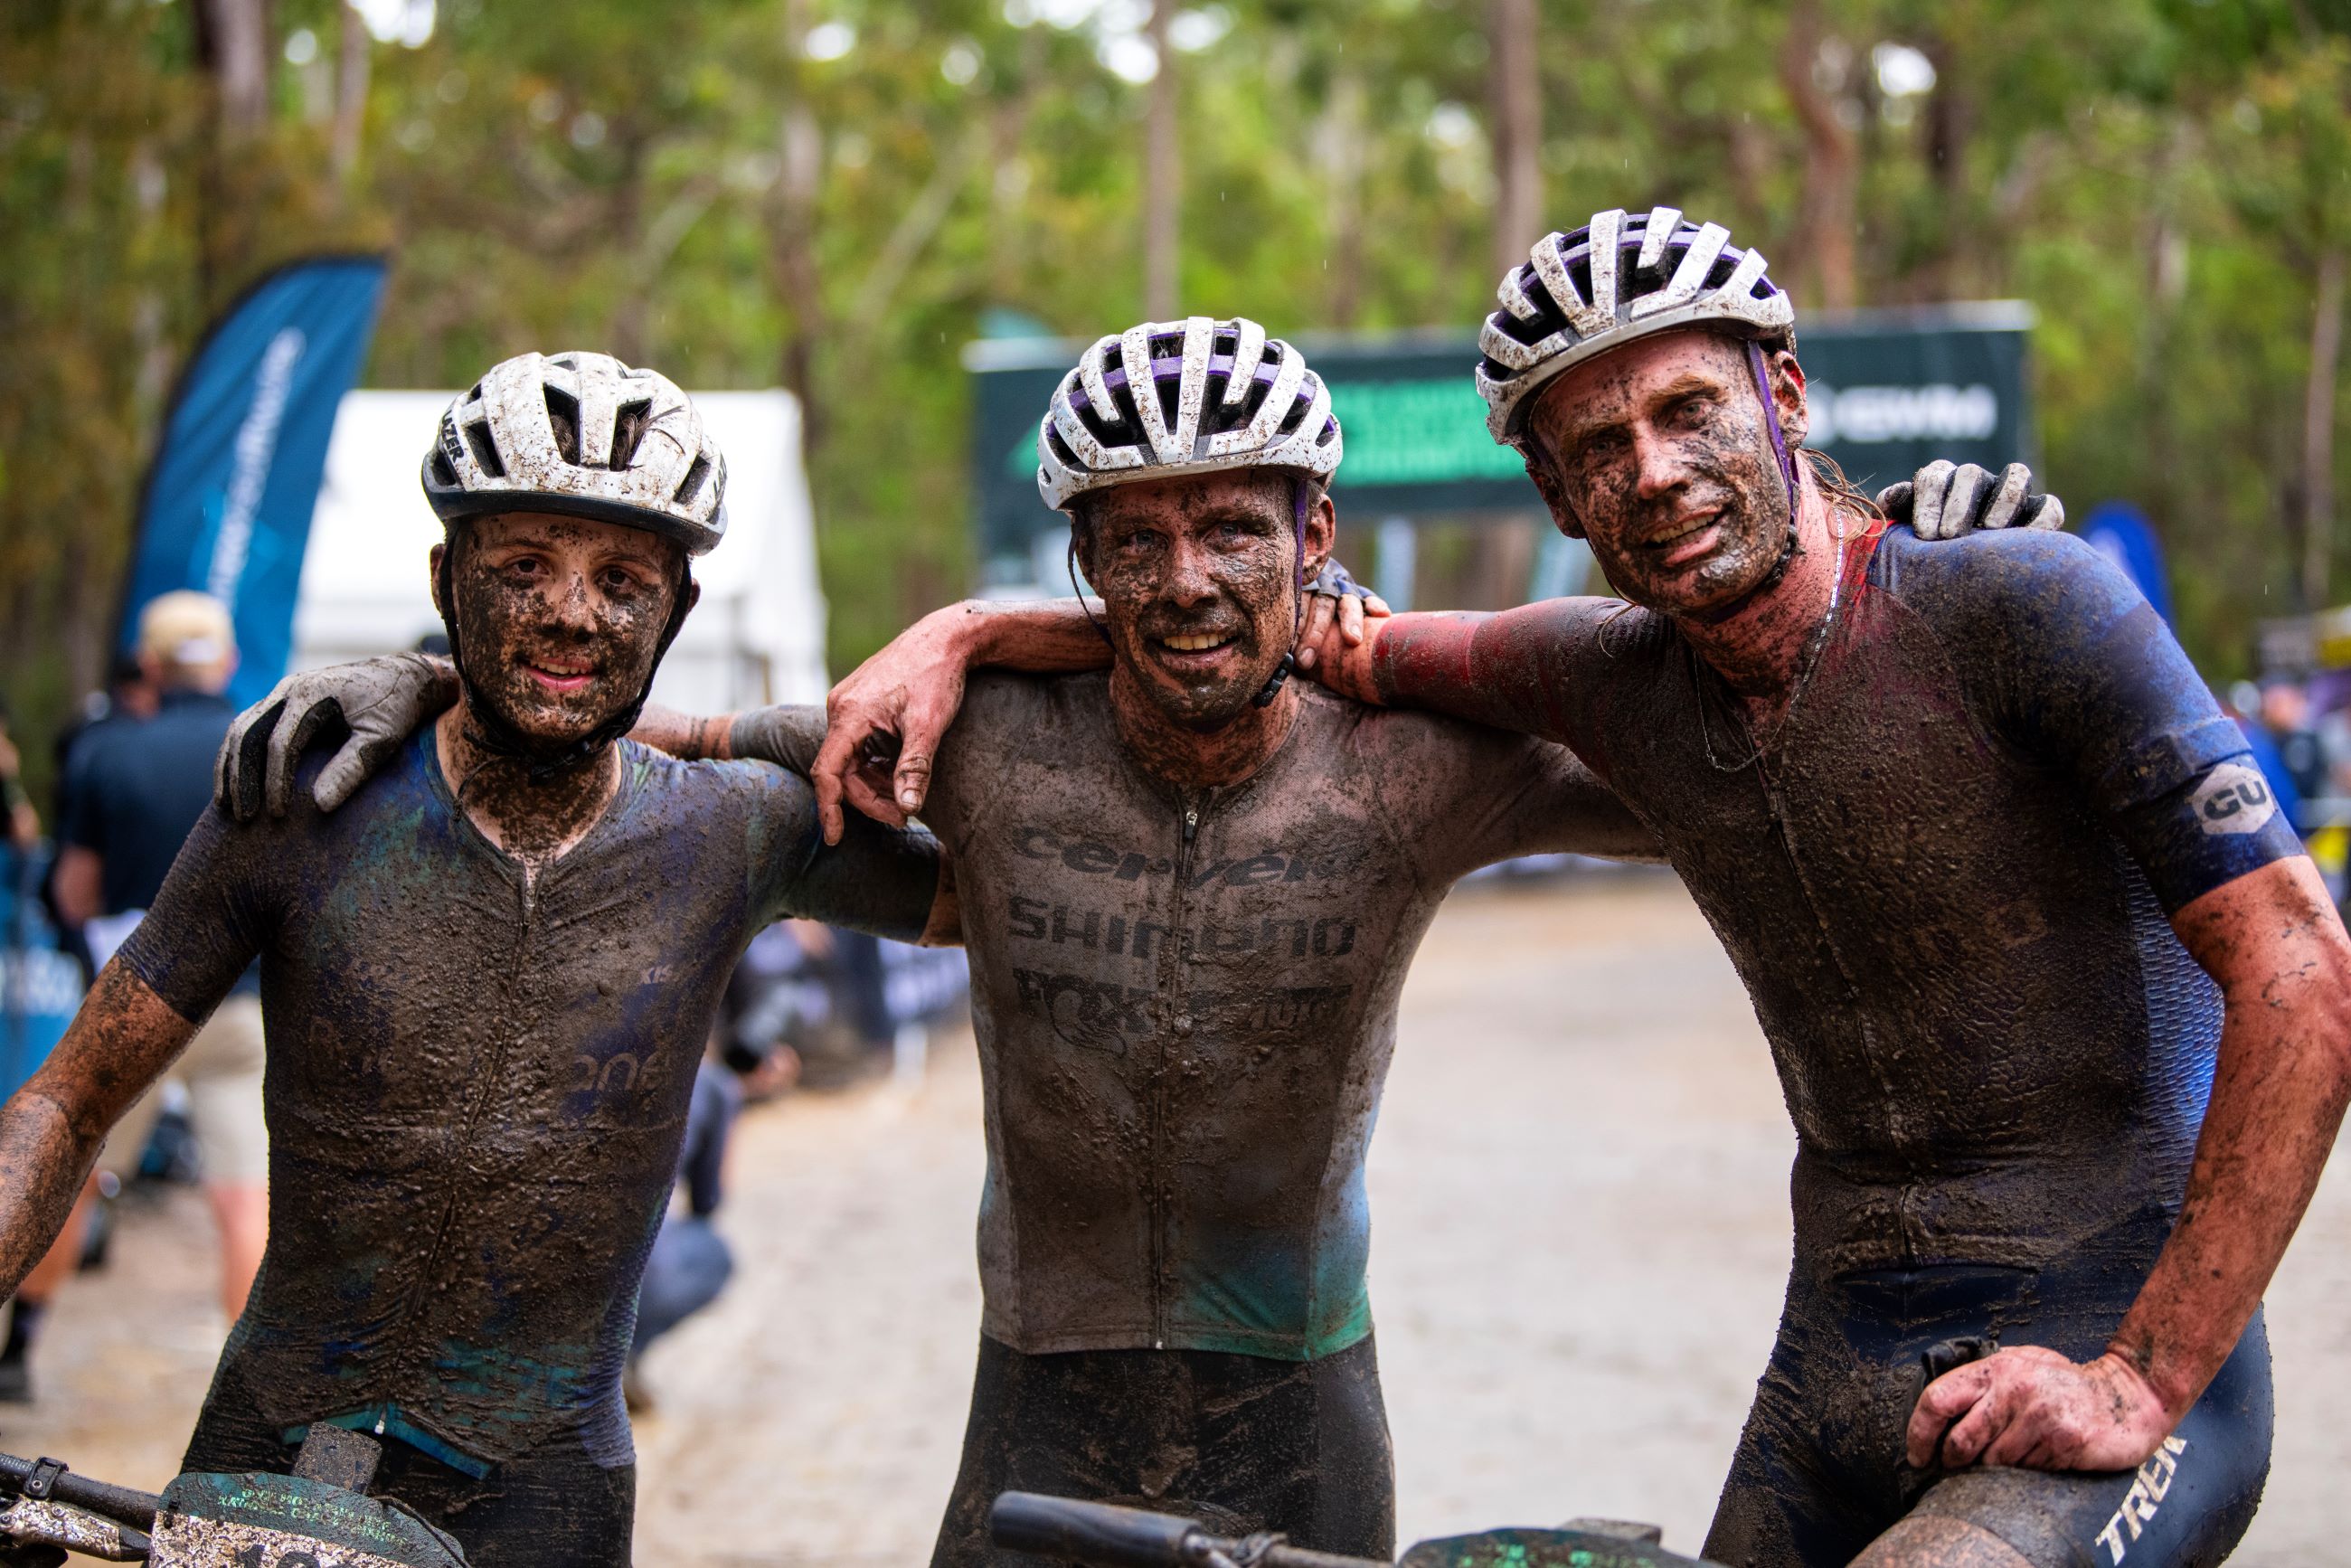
[421,350,727,555]
[1478,207,1795,446]
[1037,316,1342,512]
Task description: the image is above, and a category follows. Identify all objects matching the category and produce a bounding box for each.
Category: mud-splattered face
[1078,470,1332,732]
[431,512,687,747]
[1522,328,1808,618]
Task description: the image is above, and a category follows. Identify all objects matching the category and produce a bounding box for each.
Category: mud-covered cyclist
[235,319,1666,1563]
[1289,209,2351,1568]
[0,353,948,1568]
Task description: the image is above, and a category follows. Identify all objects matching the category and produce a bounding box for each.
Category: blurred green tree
[4,0,2349,811]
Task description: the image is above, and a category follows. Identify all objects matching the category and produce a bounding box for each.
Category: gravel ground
[5,873,2346,1564]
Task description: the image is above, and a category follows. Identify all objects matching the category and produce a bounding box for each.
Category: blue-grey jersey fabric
[1377,524,2301,1280]
[119,728,938,1468]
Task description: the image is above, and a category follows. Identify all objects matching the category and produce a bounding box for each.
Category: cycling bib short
[930,1333,1393,1568]
[119,726,936,1485]
[1370,525,2301,1564]
[1707,1257,2270,1566]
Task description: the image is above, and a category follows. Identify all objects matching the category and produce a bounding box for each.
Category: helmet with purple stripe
[1478,206,1801,514]
[1036,316,1341,512]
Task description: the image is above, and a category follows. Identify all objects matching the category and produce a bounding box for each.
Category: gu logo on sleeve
[2188,762,2277,836]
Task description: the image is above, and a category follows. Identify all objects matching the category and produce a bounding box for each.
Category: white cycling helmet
[421,350,727,555]
[1478,206,1795,445]
[1037,316,1342,511]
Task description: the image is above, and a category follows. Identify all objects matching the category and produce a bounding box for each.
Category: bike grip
[0,1455,158,1532]
[990,1491,1200,1566]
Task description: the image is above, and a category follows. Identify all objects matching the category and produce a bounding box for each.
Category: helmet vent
[543,387,582,465]
[610,400,654,469]
[673,453,712,505]
[463,420,505,478]
[1275,388,1311,438]
[430,450,458,486]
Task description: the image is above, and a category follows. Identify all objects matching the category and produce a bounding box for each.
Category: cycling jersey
[930,1336,1393,1567]
[920,673,1656,1363]
[1368,524,2302,1564]
[118,726,937,1497]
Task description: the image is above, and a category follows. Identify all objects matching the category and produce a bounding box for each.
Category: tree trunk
[1143,0,1180,319]
[197,0,270,137]
[332,0,371,186]
[1316,66,1367,327]
[987,27,1043,302]
[1487,0,1542,282]
[1777,0,1859,310]
[190,0,272,302]
[770,0,826,457]
[1917,36,1969,298]
[2304,246,2346,609]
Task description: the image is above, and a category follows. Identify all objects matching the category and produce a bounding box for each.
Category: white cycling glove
[1875,460,2065,540]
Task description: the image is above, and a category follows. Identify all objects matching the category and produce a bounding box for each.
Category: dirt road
[7,874,2347,1563]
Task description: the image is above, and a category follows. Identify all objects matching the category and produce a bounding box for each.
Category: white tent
[292,390,828,713]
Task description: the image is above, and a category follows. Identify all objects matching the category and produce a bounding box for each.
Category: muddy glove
[1875,460,2064,540]
[1294,557,1390,674]
[215,653,459,821]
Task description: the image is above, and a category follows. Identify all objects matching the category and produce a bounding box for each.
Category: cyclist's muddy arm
[1906,532,2338,1470]
[0,962,199,1300]
[809,599,1112,844]
[1910,856,2351,1473]
[1308,600,1616,760]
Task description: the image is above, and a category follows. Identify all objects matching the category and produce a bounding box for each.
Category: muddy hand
[814,623,972,845]
[216,654,458,821]
[1906,1344,2173,1472]
[1294,559,1389,674]
[1877,461,2065,540]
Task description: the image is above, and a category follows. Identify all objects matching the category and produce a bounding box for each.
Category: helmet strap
[1747,341,1802,520]
[1067,534,1118,648]
[1251,478,1311,708]
[436,530,694,785]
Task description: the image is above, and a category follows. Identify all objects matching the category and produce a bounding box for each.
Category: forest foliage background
[3,0,2349,804]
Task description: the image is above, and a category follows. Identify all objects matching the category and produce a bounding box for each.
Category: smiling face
[1521,327,1807,618]
[431,511,691,748]
[1076,469,1333,732]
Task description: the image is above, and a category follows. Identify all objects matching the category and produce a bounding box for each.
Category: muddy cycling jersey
[922,673,1656,1361]
[118,726,937,1474]
[1374,525,2298,1278]
[1371,524,2301,1563]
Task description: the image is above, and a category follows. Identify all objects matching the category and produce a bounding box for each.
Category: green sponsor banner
[968,305,2032,584]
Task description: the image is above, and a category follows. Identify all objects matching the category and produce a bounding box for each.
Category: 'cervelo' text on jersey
[926,673,1656,1361]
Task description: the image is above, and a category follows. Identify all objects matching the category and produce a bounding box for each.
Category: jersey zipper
[1150,796,1204,1348]
[1752,751,1923,1259]
[392,869,541,1396]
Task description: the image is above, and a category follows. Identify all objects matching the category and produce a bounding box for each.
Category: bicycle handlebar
[0,1453,161,1534]
[990,1492,1380,1568]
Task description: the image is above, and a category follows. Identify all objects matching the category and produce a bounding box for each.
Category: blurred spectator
[52,653,158,785]
[2259,678,2332,805]
[625,1055,741,1412]
[0,698,94,1402]
[48,591,267,1333]
[0,699,37,854]
[2227,680,2304,836]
